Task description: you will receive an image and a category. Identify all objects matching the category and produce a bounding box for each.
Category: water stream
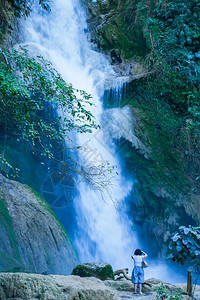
[22,0,185,282]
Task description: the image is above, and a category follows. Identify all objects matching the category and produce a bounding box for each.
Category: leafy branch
[0,47,117,197]
[0,47,97,173]
[168,225,200,297]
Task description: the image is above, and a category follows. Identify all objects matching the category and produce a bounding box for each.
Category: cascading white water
[22,0,186,282]
[23,0,138,271]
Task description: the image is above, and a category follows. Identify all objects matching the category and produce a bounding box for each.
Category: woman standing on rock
[131,249,148,294]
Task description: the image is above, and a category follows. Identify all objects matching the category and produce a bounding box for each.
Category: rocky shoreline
[0,272,199,300]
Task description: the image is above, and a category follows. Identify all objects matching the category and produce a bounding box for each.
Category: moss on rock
[0,192,22,266]
[82,0,150,61]
[72,263,114,280]
[0,174,79,274]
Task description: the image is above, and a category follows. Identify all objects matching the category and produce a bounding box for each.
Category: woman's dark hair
[134,249,142,255]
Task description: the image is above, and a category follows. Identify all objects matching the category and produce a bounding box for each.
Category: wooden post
[187,271,192,296]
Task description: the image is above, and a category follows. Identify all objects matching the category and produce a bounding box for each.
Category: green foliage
[155,283,182,300]
[168,225,200,268]
[121,78,189,200]
[149,0,200,59]
[119,0,200,192]
[168,225,200,297]
[0,47,98,177]
[140,0,200,139]
[91,0,149,59]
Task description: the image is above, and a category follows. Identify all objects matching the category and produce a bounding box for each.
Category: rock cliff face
[81,0,149,80]
[82,0,149,61]
[0,174,78,274]
[0,0,20,47]
[82,0,200,254]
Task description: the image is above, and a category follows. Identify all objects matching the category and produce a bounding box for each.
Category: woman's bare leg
[139,284,142,294]
[134,284,137,293]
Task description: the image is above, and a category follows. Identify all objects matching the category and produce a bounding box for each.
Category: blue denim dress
[131,266,144,284]
[131,255,144,284]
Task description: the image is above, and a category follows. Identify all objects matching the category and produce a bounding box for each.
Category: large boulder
[0,273,119,300]
[0,174,78,274]
[72,262,115,280]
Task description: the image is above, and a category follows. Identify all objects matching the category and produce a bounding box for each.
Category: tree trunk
[187,271,192,296]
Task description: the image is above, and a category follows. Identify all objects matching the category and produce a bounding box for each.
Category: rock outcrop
[81,0,150,82]
[0,174,78,274]
[0,273,118,300]
[102,106,150,158]
[82,0,149,61]
[0,272,199,300]
[0,0,20,47]
[72,262,115,280]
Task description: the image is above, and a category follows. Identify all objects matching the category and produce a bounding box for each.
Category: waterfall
[22,0,185,282]
[22,0,138,271]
